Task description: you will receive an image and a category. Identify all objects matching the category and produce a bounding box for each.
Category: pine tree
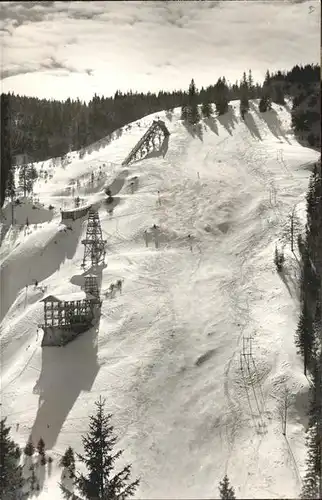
[248,69,254,98]
[180,105,187,121]
[259,95,272,113]
[59,446,76,477]
[61,397,140,500]
[239,72,249,119]
[188,104,201,125]
[301,353,322,498]
[273,83,285,105]
[218,474,236,499]
[214,77,229,116]
[30,465,37,492]
[295,300,314,376]
[187,79,200,125]
[37,437,45,457]
[201,101,213,118]
[0,418,24,500]
[24,440,35,457]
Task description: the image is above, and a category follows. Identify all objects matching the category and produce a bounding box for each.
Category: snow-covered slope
[0,100,320,499]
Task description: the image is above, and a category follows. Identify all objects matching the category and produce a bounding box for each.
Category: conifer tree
[259,95,272,113]
[180,104,189,121]
[0,418,24,500]
[37,437,45,457]
[24,440,35,457]
[301,350,322,499]
[273,83,285,105]
[201,101,213,118]
[59,446,76,477]
[295,300,314,376]
[248,69,254,98]
[239,72,249,119]
[218,474,236,499]
[60,397,140,500]
[187,79,200,125]
[214,77,229,115]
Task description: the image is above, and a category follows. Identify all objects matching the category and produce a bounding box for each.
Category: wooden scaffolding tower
[122,119,170,166]
[81,210,106,268]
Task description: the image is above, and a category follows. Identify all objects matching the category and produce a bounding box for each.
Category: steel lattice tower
[81,210,106,268]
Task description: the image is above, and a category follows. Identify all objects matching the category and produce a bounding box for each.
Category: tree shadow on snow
[278,266,300,302]
[104,170,128,196]
[251,102,292,144]
[0,219,84,323]
[203,117,219,135]
[30,324,100,451]
[182,121,203,141]
[217,105,238,136]
[243,112,262,140]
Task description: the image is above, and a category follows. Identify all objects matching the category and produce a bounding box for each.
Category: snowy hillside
[0,100,320,499]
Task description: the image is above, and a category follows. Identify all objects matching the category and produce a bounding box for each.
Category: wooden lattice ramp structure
[122,119,170,166]
[40,292,99,346]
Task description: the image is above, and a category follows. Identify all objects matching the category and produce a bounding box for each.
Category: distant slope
[0,100,320,499]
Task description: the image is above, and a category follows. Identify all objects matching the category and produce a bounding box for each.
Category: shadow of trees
[203,117,219,135]
[244,112,262,140]
[182,121,203,141]
[251,102,291,144]
[217,105,238,136]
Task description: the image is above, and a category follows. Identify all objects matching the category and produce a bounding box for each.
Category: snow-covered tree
[218,474,236,499]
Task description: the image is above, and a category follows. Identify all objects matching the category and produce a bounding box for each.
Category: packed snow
[0,100,320,499]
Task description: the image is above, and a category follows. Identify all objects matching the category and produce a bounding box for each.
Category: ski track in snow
[0,100,320,499]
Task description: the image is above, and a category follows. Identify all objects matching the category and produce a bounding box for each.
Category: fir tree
[61,397,140,500]
[239,72,249,119]
[24,440,35,457]
[259,95,272,113]
[180,104,189,121]
[214,77,229,116]
[59,446,76,477]
[218,474,236,499]
[301,352,322,499]
[187,79,200,125]
[273,83,285,105]
[37,437,45,457]
[295,300,314,376]
[0,418,24,500]
[188,104,201,125]
[201,101,213,118]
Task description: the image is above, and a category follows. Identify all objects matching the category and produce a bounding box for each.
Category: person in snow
[144,230,148,247]
[188,234,192,252]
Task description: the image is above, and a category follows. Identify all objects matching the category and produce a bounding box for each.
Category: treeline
[296,160,322,499]
[0,63,319,207]
[1,398,237,499]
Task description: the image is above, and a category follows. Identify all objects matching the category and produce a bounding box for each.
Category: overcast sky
[0,0,320,102]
